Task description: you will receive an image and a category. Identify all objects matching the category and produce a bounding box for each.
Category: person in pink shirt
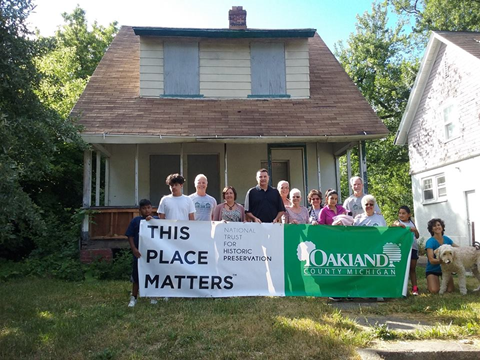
[318,189,347,225]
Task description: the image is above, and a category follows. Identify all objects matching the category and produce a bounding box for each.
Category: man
[157,173,195,220]
[244,168,285,223]
[189,174,217,221]
[343,176,381,218]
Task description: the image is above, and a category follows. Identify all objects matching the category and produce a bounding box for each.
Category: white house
[395,31,480,246]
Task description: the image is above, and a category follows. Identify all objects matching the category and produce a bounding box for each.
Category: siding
[139,37,164,97]
[408,43,480,173]
[140,38,310,99]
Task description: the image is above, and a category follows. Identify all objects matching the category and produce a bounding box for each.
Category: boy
[126,199,156,307]
[158,173,195,220]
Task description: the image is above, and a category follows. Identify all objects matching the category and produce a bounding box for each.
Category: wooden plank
[251,42,286,95]
[140,80,164,89]
[286,73,310,82]
[201,67,250,75]
[95,152,101,207]
[200,59,251,67]
[140,50,164,58]
[201,82,251,90]
[200,51,250,60]
[164,41,199,95]
[140,57,164,66]
[201,89,251,97]
[285,51,310,59]
[286,81,310,89]
[200,74,251,83]
[140,72,163,81]
[140,88,162,97]
[201,42,250,51]
[140,64,164,74]
[286,58,309,67]
[140,38,163,50]
[288,88,310,98]
[286,67,309,75]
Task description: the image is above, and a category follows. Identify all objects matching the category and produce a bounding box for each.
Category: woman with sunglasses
[284,188,309,224]
[307,189,322,225]
[353,194,386,227]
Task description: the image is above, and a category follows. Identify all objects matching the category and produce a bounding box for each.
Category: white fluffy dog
[434,245,480,295]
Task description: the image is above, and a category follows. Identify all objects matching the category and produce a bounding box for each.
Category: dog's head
[434,244,455,264]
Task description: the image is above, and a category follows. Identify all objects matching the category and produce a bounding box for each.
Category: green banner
[284,225,413,298]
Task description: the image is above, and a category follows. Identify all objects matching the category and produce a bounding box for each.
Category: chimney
[229,6,247,30]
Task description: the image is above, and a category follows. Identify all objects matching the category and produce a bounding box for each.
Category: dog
[434,245,480,295]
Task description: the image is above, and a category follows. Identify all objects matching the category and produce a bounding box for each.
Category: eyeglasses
[311,198,320,201]
[365,203,374,207]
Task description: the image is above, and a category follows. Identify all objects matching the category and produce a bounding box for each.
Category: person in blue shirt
[425,218,457,294]
[125,199,156,307]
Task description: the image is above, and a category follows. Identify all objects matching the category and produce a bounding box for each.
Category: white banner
[138,220,285,297]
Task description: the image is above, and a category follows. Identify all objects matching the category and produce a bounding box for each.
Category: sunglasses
[365,203,374,207]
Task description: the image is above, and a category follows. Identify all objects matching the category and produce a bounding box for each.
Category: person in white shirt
[157,173,195,221]
[343,176,381,218]
[353,194,386,227]
[189,174,217,221]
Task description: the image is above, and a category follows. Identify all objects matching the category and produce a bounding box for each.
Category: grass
[1,268,480,359]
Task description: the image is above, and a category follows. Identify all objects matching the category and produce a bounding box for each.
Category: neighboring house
[72,7,388,256]
[395,31,480,247]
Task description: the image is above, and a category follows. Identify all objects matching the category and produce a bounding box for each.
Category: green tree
[335,1,419,223]
[0,0,82,257]
[391,0,480,34]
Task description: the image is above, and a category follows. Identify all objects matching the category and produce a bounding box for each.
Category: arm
[318,209,326,225]
[272,211,285,224]
[159,213,166,219]
[189,213,195,221]
[427,248,441,265]
[246,212,261,223]
[128,236,141,258]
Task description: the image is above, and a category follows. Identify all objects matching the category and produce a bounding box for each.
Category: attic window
[250,42,287,97]
[163,42,201,96]
[443,102,460,140]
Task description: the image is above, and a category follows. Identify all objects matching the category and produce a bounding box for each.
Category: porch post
[135,144,139,206]
[347,149,352,196]
[82,150,92,245]
[224,143,228,186]
[180,143,184,175]
[359,141,368,194]
[95,152,101,206]
[335,156,341,203]
[316,143,322,191]
[105,158,110,206]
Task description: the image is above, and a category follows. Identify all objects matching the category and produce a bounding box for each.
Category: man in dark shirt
[244,168,285,223]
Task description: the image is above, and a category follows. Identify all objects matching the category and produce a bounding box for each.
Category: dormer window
[442,102,460,141]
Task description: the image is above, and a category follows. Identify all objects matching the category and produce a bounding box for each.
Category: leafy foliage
[335,1,419,223]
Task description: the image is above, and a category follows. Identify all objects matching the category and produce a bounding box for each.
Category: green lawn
[1,269,480,359]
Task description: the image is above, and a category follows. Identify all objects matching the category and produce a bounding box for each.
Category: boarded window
[187,154,220,203]
[251,42,286,95]
[164,42,199,95]
[150,155,181,205]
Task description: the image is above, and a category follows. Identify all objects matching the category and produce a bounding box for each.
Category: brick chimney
[229,6,247,30]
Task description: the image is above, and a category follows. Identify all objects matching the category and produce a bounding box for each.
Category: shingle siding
[408,43,480,173]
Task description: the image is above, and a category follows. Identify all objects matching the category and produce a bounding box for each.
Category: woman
[277,180,291,208]
[318,189,347,225]
[307,189,322,225]
[425,218,456,294]
[284,188,309,224]
[212,186,245,222]
[353,195,386,227]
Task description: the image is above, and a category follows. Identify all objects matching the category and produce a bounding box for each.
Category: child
[158,173,195,220]
[393,206,420,295]
[125,199,156,307]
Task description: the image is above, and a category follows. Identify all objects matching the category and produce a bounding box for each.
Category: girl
[393,206,420,295]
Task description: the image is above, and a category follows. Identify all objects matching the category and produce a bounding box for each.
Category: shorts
[426,271,442,278]
[411,249,419,260]
[131,256,139,284]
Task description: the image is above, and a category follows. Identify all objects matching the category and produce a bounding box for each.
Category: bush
[88,249,132,281]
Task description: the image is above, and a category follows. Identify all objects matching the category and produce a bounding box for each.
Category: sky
[27,0,384,50]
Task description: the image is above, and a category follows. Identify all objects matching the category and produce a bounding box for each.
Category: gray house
[395,31,480,246]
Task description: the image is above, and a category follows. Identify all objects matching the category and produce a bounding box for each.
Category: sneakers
[128,296,137,307]
[376,297,385,302]
[412,286,419,296]
[150,298,158,305]
[328,297,343,302]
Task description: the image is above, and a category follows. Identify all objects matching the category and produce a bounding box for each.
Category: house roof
[132,27,316,38]
[395,31,480,145]
[72,26,388,144]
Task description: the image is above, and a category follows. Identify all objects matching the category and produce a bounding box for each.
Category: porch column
[224,143,228,186]
[316,143,322,191]
[180,143,184,175]
[335,156,341,202]
[347,149,352,196]
[135,144,139,206]
[105,158,110,206]
[82,150,92,243]
[95,152,101,206]
[359,141,368,194]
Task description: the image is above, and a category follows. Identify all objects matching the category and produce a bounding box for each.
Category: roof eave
[132,27,316,38]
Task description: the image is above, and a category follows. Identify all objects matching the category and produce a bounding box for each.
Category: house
[72,7,388,258]
[395,31,480,247]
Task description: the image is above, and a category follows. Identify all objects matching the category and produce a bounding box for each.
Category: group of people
[125,168,453,306]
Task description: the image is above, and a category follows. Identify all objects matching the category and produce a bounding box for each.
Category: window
[250,42,288,97]
[422,174,447,203]
[163,42,200,96]
[443,103,459,140]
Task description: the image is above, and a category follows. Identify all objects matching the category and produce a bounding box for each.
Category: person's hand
[291,220,298,224]
[254,217,262,223]
[146,215,153,221]
[133,248,141,258]
[410,226,417,233]
[311,220,318,225]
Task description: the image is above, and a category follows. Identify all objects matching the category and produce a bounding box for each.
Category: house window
[163,42,200,96]
[443,103,459,140]
[250,42,288,97]
[422,174,447,203]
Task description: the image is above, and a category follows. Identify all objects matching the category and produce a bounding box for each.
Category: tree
[0,0,82,256]
[335,1,419,223]
[391,0,480,35]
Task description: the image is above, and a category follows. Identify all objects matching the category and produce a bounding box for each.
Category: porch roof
[72,26,388,144]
